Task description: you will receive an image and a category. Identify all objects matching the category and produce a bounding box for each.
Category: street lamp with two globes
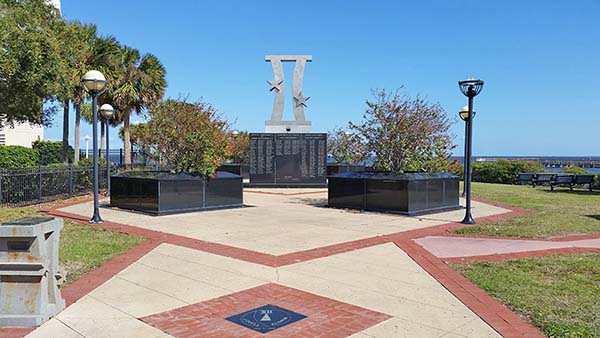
[81,70,107,224]
[458,78,484,225]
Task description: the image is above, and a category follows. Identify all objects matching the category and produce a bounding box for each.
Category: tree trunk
[124,113,131,166]
[73,103,81,164]
[62,99,70,163]
[100,119,106,158]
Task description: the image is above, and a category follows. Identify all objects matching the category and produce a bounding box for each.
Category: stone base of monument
[328,171,460,216]
[0,217,66,327]
[249,133,327,188]
[110,171,243,215]
[265,120,312,133]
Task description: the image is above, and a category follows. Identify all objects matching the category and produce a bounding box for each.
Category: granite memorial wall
[249,133,327,187]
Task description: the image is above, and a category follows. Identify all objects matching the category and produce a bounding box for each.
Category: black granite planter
[326,163,366,176]
[217,163,242,176]
[328,171,459,215]
[110,171,243,215]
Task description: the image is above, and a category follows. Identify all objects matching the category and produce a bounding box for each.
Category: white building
[47,0,61,15]
[0,123,43,147]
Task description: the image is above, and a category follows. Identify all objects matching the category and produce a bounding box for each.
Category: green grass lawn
[452,253,600,338]
[454,182,600,238]
[0,204,145,284]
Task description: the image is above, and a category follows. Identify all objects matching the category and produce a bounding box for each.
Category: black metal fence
[79,149,150,166]
[0,165,108,207]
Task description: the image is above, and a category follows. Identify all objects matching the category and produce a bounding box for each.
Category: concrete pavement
[24,189,519,337]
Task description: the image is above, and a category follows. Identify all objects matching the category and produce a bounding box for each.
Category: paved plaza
[23,189,526,338]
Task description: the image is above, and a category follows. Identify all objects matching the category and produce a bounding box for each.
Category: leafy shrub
[593,174,600,190]
[76,157,107,167]
[327,127,368,164]
[561,166,589,175]
[448,160,464,179]
[136,99,231,177]
[349,89,456,173]
[472,159,542,184]
[32,140,73,165]
[230,131,250,164]
[0,145,39,168]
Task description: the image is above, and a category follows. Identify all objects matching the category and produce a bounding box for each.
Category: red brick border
[395,239,546,338]
[34,194,596,338]
[47,197,532,268]
[0,328,33,338]
[443,247,600,263]
[141,283,391,338]
[61,239,160,306]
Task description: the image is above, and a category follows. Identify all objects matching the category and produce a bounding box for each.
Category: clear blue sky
[48,0,600,156]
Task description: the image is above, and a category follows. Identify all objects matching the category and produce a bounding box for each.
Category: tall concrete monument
[249,54,326,188]
[265,55,312,133]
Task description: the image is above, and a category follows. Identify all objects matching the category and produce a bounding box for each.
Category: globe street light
[458,78,484,224]
[458,105,476,197]
[81,70,107,224]
[100,104,114,197]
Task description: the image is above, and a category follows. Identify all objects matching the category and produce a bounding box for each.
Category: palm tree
[80,98,123,159]
[111,46,166,166]
[67,23,120,163]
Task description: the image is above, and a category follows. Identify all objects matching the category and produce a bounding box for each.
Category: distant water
[453,156,600,174]
[543,166,600,174]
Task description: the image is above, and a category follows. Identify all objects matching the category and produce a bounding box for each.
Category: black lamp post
[81,70,107,224]
[100,104,115,197]
[458,105,476,197]
[458,78,484,224]
[232,130,239,163]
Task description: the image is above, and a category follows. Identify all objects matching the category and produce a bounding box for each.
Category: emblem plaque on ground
[225,304,307,333]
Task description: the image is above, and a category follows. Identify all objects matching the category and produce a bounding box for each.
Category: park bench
[516,173,535,186]
[533,173,555,187]
[550,174,594,191]
[550,174,573,191]
[573,175,595,191]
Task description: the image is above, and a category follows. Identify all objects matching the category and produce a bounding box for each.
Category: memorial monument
[249,55,327,187]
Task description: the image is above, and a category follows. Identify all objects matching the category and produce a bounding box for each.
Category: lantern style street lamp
[100,104,114,197]
[81,70,107,224]
[458,105,476,197]
[458,78,484,224]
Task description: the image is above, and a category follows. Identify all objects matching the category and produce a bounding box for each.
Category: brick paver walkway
[9,190,549,338]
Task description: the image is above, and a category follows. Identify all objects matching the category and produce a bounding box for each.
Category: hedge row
[462,159,599,188]
[0,141,74,169]
[471,159,542,184]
